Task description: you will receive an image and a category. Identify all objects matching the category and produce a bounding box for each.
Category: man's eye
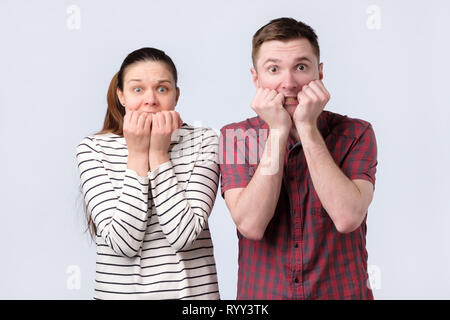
[297,64,306,71]
[134,87,143,93]
[158,87,167,93]
[268,66,278,73]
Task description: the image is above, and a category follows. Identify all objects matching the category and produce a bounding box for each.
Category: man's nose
[280,71,298,90]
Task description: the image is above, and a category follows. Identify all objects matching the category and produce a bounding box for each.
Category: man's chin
[284,104,297,117]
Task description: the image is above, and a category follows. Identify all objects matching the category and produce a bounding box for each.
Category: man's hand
[251,88,292,134]
[149,110,182,170]
[293,80,330,131]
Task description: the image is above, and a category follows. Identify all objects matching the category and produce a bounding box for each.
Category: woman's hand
[123,110,153,153]
[123,110,152,176]
[149,110,182,170]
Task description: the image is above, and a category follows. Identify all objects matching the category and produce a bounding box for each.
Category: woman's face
[117,60,179,114]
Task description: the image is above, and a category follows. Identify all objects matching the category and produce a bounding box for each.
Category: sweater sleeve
[76,137,150,257]
[148,129,219,252]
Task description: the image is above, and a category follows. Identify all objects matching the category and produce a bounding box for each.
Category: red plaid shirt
[219,111,377,300]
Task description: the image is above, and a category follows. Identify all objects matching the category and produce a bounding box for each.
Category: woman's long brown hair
[98,72,126,135]
[84,73,123,238]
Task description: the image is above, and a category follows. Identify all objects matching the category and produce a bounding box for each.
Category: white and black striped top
[76,124,220,300]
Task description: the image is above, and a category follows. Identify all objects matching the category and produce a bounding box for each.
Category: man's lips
[283,97,298,106]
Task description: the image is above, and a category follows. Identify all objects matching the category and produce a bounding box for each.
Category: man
[219,17,377,299]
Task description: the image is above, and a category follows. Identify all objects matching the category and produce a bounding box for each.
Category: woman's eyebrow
[127,79,172,84]
[127,79,143,83]
[157,79,172,84]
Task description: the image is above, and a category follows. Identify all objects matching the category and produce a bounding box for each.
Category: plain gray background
[1,0,449,299]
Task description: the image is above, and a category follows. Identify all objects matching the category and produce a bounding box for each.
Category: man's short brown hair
[252,17,320,67]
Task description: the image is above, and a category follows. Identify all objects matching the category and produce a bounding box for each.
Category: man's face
[251,38,323,117]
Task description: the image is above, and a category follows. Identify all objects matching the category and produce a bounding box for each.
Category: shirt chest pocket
[306,134,357,217]
[305,173,330,218]
[325,134,357,168]
[310,197,329,217]
[248,164,257,178]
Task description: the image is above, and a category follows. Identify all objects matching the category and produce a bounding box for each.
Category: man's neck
[289,123,300,143]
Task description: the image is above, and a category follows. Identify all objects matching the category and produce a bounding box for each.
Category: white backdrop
[1,0,449,299]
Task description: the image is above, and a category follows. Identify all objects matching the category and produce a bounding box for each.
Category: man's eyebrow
[294,56,313,63]
[262,58,281,65]
[262,57,313,65]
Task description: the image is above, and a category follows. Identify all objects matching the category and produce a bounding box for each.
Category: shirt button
[295,243,299,248]
[295,278,299,283]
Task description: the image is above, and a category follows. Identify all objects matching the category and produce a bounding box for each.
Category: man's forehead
[258,39,315,60]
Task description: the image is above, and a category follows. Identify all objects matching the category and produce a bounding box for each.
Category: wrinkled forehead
[123,60,175,83]
[255,38,318,67]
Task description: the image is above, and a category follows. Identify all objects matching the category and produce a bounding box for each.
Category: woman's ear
[175,87,180,103]
[116,88,125,106]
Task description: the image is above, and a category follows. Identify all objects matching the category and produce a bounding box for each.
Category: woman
[76,47,220,299]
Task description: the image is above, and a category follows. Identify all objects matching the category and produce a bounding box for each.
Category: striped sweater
[76,124,220,299]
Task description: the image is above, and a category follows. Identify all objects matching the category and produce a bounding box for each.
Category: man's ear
[318,62,324,80]
[250,67,259,88]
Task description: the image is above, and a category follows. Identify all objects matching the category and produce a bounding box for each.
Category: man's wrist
[269,125,290,139]
[296,122,319,142]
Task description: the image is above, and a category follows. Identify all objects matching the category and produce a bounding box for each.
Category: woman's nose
[143,90,157,105]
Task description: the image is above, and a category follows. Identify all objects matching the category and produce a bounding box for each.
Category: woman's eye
[134,87,143,93]
[158,87,167,93]
[297,64,306,71]
[268,66,278,73]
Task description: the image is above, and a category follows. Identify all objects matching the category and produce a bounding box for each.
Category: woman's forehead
[124,60,174,82]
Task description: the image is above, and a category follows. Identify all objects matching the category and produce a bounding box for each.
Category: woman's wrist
[127,151,150,177]
[149,152,170,171]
